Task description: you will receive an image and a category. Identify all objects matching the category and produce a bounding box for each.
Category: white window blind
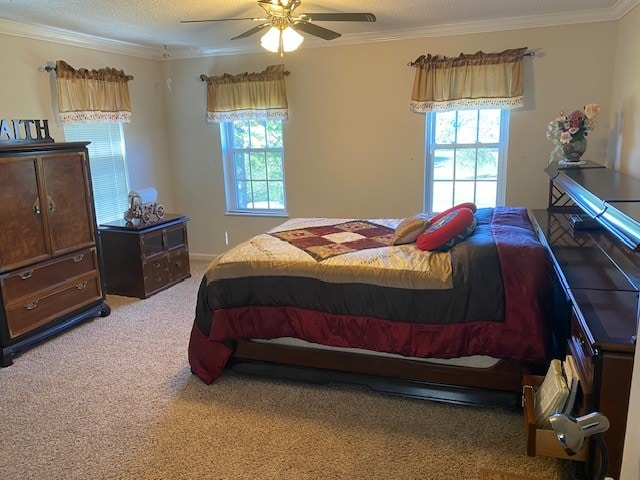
[63,123,130,225]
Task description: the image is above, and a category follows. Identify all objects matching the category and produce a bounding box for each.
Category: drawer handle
[75,281,88,290]
[24,300,38,310]
[18,270,34,280]
[73,254,85,263]
[153,262,161,268]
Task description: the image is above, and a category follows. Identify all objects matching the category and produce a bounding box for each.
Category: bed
[188,206,553,406]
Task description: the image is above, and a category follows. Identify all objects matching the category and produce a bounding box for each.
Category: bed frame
[227,339,537,408]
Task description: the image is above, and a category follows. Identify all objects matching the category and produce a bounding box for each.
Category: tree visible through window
[425,109,509,213]
[220,119,286,215]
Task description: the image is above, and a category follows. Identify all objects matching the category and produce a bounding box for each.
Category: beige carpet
[0,260,578,480]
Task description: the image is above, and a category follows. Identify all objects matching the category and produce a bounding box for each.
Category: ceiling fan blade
[181,17,266,23]
[231,23,271,40]
[293,21,341,40]
[300,13,376,22]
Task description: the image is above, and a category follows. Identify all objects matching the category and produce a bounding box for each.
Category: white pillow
[392,213,432,245]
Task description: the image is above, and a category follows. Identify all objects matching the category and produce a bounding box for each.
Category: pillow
[392,213,432,245]
[429,202,477,224]
[416,207,476,251]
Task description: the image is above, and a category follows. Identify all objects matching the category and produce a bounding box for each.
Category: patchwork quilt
[270,220,395,261]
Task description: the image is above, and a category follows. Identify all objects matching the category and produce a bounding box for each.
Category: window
[425,109,509,213]
[63,123,130,225]
[220,119,287,215]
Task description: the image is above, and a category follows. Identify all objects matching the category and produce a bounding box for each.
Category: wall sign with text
[0,119,54,144]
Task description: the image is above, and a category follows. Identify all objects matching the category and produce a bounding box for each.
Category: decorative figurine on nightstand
[124,187,165,224]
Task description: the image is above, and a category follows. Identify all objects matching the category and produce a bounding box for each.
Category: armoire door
[41,152,96,257]
[0,157,50,272]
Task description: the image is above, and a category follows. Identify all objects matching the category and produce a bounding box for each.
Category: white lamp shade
[281,27,304,51]
[261,26,304,53]
[260,27,281,53]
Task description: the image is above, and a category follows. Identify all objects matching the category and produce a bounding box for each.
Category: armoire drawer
[1,248,98,303]
[5,273,102,339]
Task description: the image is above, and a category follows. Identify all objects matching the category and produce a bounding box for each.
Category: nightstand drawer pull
[24,300,38,310]
[18,270,33,280]
[75,281,88,290]
[153,262,161,268]
[73,254,84,263]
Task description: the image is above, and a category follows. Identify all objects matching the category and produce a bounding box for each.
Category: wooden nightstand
[99,214,190,299]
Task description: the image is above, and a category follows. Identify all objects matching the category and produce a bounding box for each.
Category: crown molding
[1,0,639,61]
[614,0,640,17]
[0,17,159,59]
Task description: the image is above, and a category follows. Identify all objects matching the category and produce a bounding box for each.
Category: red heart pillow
[417,206,476,251]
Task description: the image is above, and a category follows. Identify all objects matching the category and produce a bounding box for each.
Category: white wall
[162,21,618,256]
[0,34,176,211]
[610,4,640,478]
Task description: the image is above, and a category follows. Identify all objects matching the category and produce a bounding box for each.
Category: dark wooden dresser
[0,142,110,367]
[528,160,638,479]
[99,214,190,299]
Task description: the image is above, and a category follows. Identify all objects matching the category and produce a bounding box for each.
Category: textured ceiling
[0,0,636,58]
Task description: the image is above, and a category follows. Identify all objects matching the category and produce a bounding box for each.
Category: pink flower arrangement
[546,103,600,161]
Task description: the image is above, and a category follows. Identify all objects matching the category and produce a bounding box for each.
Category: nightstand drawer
[6,273,101,339]
[169,248,190,281]
[2,248,97,302]
[143,256,170,293]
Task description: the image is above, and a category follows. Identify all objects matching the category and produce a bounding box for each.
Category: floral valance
[409,48,528,113]
[55,60,133,124]
[200,64,289,123]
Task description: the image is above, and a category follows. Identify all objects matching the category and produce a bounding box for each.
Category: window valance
[409,48,528,113]
[55,60,133,124]
[200,64,289,123]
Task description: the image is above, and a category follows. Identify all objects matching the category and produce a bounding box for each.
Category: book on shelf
[534,358,569,428]
[562,355,580,415]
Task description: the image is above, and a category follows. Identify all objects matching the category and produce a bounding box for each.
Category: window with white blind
[63,123,130,225]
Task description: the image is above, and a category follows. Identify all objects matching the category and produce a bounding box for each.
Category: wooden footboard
[228,339,530,407]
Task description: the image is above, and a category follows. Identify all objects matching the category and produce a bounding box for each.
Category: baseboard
[189,253,218,262]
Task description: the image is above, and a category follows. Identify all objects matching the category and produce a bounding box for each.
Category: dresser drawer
[568,312,594,395]
[143,256,170,293]
[2,248,98,302]
[5,273,102,339]
[169,248,190,281]
[523,373,587,462]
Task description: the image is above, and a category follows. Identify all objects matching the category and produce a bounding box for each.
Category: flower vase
[562,137,587,162]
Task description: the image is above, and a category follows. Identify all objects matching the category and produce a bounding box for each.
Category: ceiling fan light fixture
[281,26,304,50]
[260,26,303,55]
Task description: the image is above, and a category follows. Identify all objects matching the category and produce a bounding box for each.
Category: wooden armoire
[0,141,110,366]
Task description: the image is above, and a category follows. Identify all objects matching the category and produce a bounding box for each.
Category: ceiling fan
[182,0,376,56]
